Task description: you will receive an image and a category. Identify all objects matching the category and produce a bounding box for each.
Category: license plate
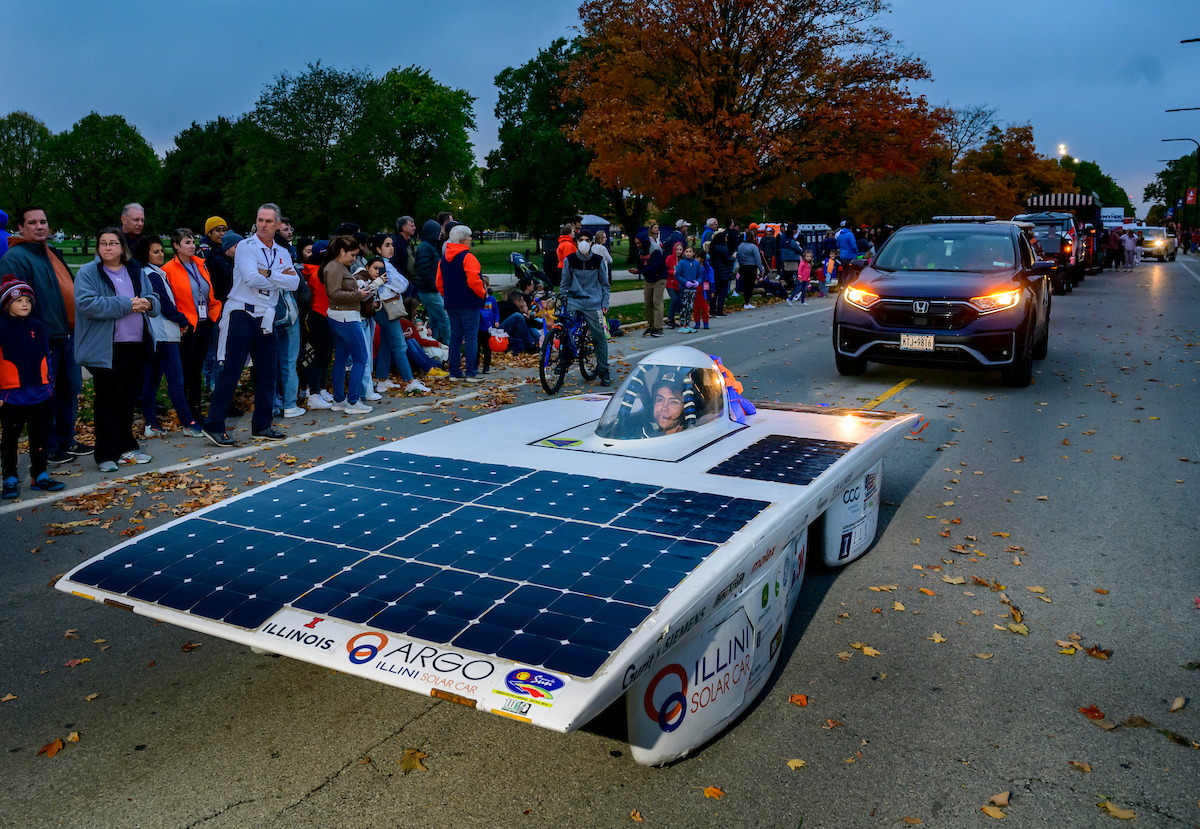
[900,334,934,351]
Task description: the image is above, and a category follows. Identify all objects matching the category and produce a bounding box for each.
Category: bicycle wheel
[539,325,568,394]
[577,323,598,381]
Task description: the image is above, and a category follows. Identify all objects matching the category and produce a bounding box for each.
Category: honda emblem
[912,300,929,314]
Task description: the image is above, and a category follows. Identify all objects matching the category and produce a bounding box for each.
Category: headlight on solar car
[844,287,880,310]
[969,290,1021,314]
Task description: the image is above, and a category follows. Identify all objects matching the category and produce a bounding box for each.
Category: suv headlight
[844,287,880,310]
[969,290,1021,314]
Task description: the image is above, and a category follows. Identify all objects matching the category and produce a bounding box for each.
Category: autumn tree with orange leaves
[566,0,944,221]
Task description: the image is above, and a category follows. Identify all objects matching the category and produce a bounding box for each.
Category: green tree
[156,116,251,232]
[0,111,54,223]
[45,113,161,252]
[483,37,606,236]
[1057,157,1132,210]
[1145,152,1197,227]
[369,65,477,226]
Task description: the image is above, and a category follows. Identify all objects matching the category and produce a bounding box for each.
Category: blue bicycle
[539,292,599,395]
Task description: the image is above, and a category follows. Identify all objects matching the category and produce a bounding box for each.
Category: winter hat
[1,277,35,314]
[204,216,227,235]
[312,240,329,257]
[220,231,243,253]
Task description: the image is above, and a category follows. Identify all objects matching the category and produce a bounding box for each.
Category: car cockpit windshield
[594,363,725,440]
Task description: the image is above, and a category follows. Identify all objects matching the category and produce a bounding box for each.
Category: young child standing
[694,247,712,330]
[792,250,814,304]
[1,277,65,498]
[674,246,701,333]
[665,242,683,328]
[820,250,838,298]
[475,275,500,375]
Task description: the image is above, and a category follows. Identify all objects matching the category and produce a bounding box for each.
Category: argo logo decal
[504,669,564,700]
[644,664,689,732]
[346,632,389,665]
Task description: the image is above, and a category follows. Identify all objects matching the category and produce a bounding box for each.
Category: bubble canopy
[594,346,728,441]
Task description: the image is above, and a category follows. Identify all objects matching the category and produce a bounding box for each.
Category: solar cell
[69,451,768,678]
[707,435,858,485]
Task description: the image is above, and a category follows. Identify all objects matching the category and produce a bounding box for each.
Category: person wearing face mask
[559,235,611,386]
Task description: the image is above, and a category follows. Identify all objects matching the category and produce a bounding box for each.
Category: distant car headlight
[1151,240,1163,246]
[969,290,1021,314]
[844,287,880,310]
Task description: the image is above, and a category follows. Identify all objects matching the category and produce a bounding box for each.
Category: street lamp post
[1163,138,1200,233]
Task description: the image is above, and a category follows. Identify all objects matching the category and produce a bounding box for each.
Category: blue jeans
[446,308,480,378]
[275,318,301,409]
[666,288,681,324]
[47,335,82,455]
[418,290,451,344]
[142,342,196,428]
[500,313,537,352]
[373,309,413,383]
[406,338,438,373]
[204,311,278,435]
[359,319,374,397]
[329,316,367,404]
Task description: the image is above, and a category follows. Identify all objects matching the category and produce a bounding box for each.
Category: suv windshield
[874,229,1017,273]
[595,363,725,440]
[1140,228,1165,240]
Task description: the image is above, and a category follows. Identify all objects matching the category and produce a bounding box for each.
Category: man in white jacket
[202,203,299,446]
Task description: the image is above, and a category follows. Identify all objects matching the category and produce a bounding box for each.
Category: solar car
[833,219,1053,387]
[56,346,919,766]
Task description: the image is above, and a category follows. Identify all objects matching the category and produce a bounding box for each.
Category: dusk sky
[2,0,1195,216]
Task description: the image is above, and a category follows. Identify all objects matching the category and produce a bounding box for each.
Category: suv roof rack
[930,215,996,223]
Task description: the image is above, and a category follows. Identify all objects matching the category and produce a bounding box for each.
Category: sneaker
[30,473,65,492]
[784,298,793,306]
[298,389,309,401]
[344,401,373,415]
[465,376,484,383]
[98,460,118,473]
[648,329,664,338]
[48,451,72,466]
[364,391,383,402]
[744,303,756,310]
[181,424,204,438]
[319,390,334,402]
[376,380,396,392]
[202,429,236,447]
[730,291,740,299]
[283,407,306,418]
[703,323,709,329]
[67,441,93,456]
[252,427,287,440]
[406,380,431,393]
[2,477,18,499]
[145,425,164,438]
[596,376,613,387]
[306,395,332,409]
[427,368,449,378]
[119,451,152,465]
[272,407,284,419]
[330,400,346,411]
[448,375,464,381]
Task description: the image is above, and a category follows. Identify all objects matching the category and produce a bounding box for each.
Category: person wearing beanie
[0,277,66,498]
[198,216,228,260]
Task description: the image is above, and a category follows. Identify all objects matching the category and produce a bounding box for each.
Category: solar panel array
[68,452,769,678]
[707,435,857,485]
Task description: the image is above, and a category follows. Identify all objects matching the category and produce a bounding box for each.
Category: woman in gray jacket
[74,228,160,472]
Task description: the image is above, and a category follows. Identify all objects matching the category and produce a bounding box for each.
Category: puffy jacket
[836,228,859,259]
[304,263,329,316]
[161,256,221,328]
[436,243,486,310]
[778,234,802,262]
[556,234,577,269]
[413,220,442,294]
[0,312,51,406]
[709,240,734,282]
[73,260,160,370]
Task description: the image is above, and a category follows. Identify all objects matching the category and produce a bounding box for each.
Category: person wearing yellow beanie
[199,217,227,261]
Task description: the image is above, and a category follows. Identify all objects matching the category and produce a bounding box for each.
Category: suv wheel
[835,351,868,376]
[1169,250,1177,261]
[1032,322,1049,360]
[1002,333,1033,387]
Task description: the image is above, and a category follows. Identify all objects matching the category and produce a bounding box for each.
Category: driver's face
[653,388,684,431]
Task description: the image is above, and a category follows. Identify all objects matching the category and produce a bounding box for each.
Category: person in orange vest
[160,228,222,421]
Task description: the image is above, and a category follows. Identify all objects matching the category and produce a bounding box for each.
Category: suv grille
[872,300,978,330]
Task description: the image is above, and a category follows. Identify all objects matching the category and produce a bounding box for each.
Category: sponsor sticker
[346,633,496,696]
[539,438,583,448]
[260,610,356,653]
[492,668,565,709]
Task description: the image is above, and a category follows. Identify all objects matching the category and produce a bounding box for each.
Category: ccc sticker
[346,632,388,665]
[644,664,688,733]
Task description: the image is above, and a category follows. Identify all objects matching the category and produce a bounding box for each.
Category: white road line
[1175,257,1200,285]
[0,383,526,517]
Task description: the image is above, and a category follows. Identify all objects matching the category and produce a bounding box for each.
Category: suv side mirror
[1030,261,1054,275]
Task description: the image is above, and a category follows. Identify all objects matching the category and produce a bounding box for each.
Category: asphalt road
[1,260,1197,829]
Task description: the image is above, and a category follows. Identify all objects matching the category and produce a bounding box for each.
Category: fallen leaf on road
[1059,647,1077,654]
[975,653,993,659]
[398,747,429,774]
[903,819,922,825]
[981,805,1005,819]
[990,791,1010,807]
[789,694,808,707]
[1100,802,1135,820]
[1095,588,1109,594]
[1171,696,1185,713]
[919,588,935,596]
[1008,623,1028,636]
[1038,596,1052,603]
[418,418,432,425]
[37,738,63,758]
[1086,645,1112,660]
[912,565,924,570]
[181,642,202,652]
[2,693,14,702]
[1123,716,1154,728]
[1079,705,1106,720]
[1036,495,1048,501]
[631,809,644,822]
[1158,728,1191,746]
[1111,455,1123,461]
[972,610,984,616]
[927,632,947,643]
[1026,586,1046,593]
[63,659,84,668]
[822,719,844,729]
[1068,633,1082,641]
[63,629,80,639]
[836,652,851,661]
[1012,556,1022,565]
[1094,718,1119,731]
[66,731,80,743]
[84,693,99,702]
[786,759,806,770]
[1068,760,1091,772]
[862,646,882,657]
[992,532,1011,538]
[942,575,965,585]
[703,786,725,799]
[893,601,905,611]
